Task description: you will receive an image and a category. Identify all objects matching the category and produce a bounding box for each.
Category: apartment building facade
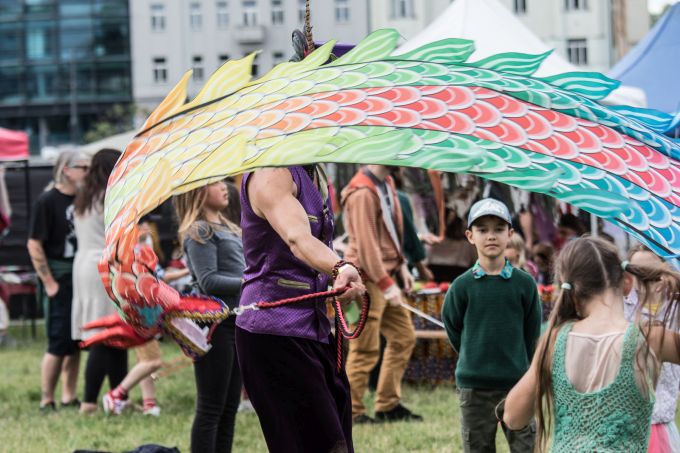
[131,0,369,111]
[370,0,649,73]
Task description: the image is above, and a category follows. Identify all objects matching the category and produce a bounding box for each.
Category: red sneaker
[102,391,128,416]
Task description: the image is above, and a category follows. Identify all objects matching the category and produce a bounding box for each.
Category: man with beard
[28,150,90,411]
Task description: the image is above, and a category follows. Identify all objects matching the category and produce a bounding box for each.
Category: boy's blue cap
[467,198,512,228]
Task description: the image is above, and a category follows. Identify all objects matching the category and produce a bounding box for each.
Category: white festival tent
[397,0,646,107]
[79,130,137,155]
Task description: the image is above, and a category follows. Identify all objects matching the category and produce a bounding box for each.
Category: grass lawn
[0,326,515,453]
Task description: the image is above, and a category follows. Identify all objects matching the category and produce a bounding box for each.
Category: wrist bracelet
[332,260,359,281]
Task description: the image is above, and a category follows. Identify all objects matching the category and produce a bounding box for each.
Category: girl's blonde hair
[506,234,528,269]
[173,183,241,248]
[533,236,680,451]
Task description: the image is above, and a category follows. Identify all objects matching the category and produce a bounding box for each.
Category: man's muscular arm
[249,168,364,302]
[27,239,59,297]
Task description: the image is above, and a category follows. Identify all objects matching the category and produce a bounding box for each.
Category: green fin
[330,29,401,66]
[540,72,621,101]
[608,105,675,134]
[391,38,475,64]
[472,51,552,76]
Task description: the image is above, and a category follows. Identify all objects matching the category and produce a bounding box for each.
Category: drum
[403,290,456,385]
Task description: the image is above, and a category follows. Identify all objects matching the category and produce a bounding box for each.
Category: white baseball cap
[467,198,512,228]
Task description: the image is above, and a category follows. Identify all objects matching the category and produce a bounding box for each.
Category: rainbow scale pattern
[98,29,680,355]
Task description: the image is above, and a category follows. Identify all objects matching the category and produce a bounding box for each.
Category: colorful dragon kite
[91,29,680,357]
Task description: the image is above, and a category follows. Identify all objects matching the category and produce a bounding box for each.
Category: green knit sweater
[441,266,541,389]
[551,322,654,452]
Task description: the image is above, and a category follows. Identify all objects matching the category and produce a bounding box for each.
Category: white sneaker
[102,392,128,416]
[143,405,161,417]
[238,399,255,413]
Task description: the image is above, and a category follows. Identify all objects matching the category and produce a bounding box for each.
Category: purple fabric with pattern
[237,166,334,343]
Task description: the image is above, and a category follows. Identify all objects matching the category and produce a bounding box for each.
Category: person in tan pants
[341,165,420,424]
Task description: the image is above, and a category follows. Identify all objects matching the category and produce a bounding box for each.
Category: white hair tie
[621,260,630,271]
[561,282,572,290]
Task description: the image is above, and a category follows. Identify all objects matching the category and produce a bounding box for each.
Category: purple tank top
[236,166,334,342]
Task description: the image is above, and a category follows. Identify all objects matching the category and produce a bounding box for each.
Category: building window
[298,0,306,23]
[26,21,56,60]
[243,0,258,26]
[273,51,285,65]
[151,3,165,31]
[25,0,56,15]
[566,39,588,65]
[219,54,230,64]
[246,53,259,76]
[390,0,414,18]
[271,0,284,25]
[565,0,587,10]
[190,2,202,30]
[0,23,21,62]
[192,55,204,81]
[153,57,167,83]
[217,1,229,28]
[335,0,349,23]
[514,0,527,13]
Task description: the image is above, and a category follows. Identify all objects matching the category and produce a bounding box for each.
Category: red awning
[0,128,29,161]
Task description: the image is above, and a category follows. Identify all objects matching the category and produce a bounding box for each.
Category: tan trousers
[346,282,416,416]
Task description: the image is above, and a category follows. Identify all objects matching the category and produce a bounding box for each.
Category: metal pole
[69,57,79,144]
[605,0,614,68]
[590,212,599,237]
[23,159,36,338]
[23,160,31,235]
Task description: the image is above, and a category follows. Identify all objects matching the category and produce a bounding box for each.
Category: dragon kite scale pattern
[97,29,680,356]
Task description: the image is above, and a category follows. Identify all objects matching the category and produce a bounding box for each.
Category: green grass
[0,327,513,453]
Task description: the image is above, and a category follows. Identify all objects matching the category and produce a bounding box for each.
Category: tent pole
[590,213,599,237]
[23,160,31,234]
[23,159,35,338]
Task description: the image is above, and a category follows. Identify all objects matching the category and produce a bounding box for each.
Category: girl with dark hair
[501,236,680,452]
[174,180,244,453]
[70,148,126,414]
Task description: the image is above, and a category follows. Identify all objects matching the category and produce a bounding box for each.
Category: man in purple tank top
[236,165,365,453]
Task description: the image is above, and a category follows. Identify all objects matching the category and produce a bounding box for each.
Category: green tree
[83,104,137,144]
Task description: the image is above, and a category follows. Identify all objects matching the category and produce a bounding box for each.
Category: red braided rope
[254,286,347,310]
[253,269,371,373]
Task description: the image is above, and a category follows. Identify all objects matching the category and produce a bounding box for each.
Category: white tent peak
[79,130,136,155]
[397,0,645,107]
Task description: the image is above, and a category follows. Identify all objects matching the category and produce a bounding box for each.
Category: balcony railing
[234,25,265,45]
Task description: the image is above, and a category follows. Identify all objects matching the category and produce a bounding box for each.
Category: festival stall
[0,128,42,338]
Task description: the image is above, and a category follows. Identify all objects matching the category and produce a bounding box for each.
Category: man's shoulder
[34,188,61,208]
[342,185,378,207]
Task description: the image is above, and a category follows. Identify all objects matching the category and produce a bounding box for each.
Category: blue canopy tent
[609,3,680,135]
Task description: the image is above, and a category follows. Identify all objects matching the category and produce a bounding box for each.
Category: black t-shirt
[29,188,77,260]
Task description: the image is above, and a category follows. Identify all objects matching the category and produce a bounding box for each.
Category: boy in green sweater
[441,198,540,452]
